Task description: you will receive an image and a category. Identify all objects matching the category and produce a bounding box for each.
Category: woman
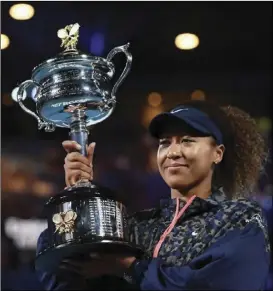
[37,100,271,290]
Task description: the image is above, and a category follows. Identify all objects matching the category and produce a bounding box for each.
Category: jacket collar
[158,187,228,221]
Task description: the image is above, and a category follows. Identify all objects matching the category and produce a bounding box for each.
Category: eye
[181,138,195,143]
[159,139,170,146]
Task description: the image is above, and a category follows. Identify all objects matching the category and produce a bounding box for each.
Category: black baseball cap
[149,105,223,145]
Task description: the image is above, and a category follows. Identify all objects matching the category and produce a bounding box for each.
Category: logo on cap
[171,108,189,114]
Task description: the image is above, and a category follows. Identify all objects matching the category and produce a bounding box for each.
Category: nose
[167,151,182,159]
[166,144,182,159]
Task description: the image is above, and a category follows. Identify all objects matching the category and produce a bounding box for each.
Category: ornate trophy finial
[57,23,80,51]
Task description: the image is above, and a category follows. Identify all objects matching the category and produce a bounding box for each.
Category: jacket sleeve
[128,221,271,290]
[36,229,88,290]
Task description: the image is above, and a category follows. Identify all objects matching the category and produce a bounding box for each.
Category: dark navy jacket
[36,189,271,290]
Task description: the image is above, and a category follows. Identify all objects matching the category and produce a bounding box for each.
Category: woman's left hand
[60,254,136,279]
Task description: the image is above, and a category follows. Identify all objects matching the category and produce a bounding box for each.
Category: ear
[214,144,225,165]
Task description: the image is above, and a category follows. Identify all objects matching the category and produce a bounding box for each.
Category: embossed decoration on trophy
[15,23,142,271]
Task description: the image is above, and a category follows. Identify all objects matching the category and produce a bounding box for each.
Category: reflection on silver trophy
[15,23,141,272]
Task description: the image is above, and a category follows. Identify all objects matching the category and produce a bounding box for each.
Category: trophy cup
[15,23,141,271]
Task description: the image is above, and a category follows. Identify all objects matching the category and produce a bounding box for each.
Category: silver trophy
[15,23,141,272]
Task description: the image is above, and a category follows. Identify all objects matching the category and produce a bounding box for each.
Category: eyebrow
[159,133,198,138]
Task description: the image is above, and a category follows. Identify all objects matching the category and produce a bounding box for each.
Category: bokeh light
[175,33,199,50]
[89,32,105,55]
[147,92,162,107]
[1,34,10,50]
[9,3,35,20]
[258,117,272,132]
[191,89,206,100]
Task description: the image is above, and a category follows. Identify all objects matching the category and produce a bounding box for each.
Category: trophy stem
[70,109,89,156]
[69,109,93,188]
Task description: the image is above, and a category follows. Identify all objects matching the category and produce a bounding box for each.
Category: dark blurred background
[1,1,272,290]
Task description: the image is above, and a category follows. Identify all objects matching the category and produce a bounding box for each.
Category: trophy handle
[16,80,55,132]
[106,43,132,102]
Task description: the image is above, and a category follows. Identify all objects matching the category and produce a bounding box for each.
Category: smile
[165,163,188,169]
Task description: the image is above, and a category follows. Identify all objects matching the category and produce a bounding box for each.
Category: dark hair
[179,100,268,198]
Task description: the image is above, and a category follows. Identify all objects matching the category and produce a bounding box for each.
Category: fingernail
[71,141,81,149]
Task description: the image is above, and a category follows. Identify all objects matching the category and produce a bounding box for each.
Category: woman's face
[157,123,224,191]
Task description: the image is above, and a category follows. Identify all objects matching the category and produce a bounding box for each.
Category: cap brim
[148,112,211,138]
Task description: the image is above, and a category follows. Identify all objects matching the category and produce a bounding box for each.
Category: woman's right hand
[62,141,96,188]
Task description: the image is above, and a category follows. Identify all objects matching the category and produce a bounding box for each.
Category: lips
[165,162,188,168]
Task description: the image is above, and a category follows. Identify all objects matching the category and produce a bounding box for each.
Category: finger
[65,161,92,175]
[65,168,77,188]
[65,152,90,167]
[65,175,71,188]
[67,170,92,186]
[70,175,93,186]
[62,140,82,153]
[87,142,96,164]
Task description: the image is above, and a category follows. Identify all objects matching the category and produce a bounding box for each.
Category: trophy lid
[31,23,114,83]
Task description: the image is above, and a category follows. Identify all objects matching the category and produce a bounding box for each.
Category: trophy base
[35,240,142,272]
[36,184,143,272]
